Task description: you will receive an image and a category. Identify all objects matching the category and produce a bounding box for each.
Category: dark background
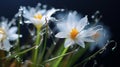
[0,0,119,67]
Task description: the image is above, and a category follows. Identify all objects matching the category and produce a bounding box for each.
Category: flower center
[0,28,6,42]
[70,28,79,40]
[34,13,42,20]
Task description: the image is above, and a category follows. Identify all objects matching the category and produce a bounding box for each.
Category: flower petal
[81,37,95,42]
[46,8,60,19]
[8,27,17,34]
[64,38,74,48]
[1,21,9,30]
[8,34,18,41]
[3,39,12,51]
[75,38,85,48]
[55,32,68,38]
[77,16,88,31]
[81,25,103,37]
[57,22,70,32]
[24,20,32,23]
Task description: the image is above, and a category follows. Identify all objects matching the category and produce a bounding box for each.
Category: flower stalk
[53,47,69,67]
[32,28,41,67]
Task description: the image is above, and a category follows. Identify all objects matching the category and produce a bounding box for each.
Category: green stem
[38,26,48,63]
[67,44,90,67]
[45,43,55,59]
[3,46,36,59]
[44,48,76,63]
[15,15,21,66]
[32,28,41,67]
[16,15,21,53]
[53,47,69,67]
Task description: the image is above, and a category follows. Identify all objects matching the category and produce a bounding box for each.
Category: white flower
[23,4,60,29]
[0,18,18,51]
[55,12,103,48]
[90,26,110,51]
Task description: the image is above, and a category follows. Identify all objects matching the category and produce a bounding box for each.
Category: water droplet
[53,41,56,45]
[96,11,100,14]
[14,55,22,62]
[75,48,79,52]
[91,15,95,19]
[19,21,23,24]
[35,45,39,49]
[60,9,65,11]
[99,49,105,54]
[24,20,31,23]
[43,5,47,9]
[18,6,24,17]
[112,46,116,51]
[19,34,22,38]
[37,3,41,7]
[93,60,97,67]
[89,57,92,60]
[7,52,12,57]
[112,42,117,51]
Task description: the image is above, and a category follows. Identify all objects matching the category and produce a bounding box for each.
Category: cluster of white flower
[0,3,110,52]
[0,3,111,67]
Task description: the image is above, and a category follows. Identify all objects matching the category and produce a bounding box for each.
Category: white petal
[38,9,46,15]
[24,20,32,23]
[66,11,79,24]
[8,27,17,34]
[55,32,68,38]
[75,38,85,48]
[57,22,69,32]
[1,21,9,30]
[8,34,18,41]
[23,8,33,19]
[46,8,60,19]
[30,17,45,26]
[81,25,103,37]
[81,37,95,42]
[0,34,3,41]
[64,38,74,48]
[40,16,46,24]
[77,16,88,31]
[3,39,12,51]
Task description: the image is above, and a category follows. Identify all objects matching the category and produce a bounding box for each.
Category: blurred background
[0,0,119,67]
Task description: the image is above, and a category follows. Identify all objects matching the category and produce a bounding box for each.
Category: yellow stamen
[70,28,79,40]
[34,13,42,20]
[0,28,6,41]
[33,13,43,29]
